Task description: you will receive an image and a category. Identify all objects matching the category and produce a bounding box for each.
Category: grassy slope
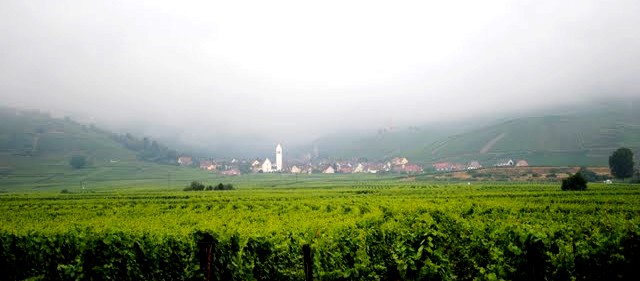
[0,108,215,191]
[422,108,640,166]
[312,126,460,161]
[316,101,640,167]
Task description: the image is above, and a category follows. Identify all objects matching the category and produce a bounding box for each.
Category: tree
[238,162,251,174]
[214,183,234,190]
[184,181,205,191]
[561,172,587,191]
[609,148,635,181]
[69,155,87,169]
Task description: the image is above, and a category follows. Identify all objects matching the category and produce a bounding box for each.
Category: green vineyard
[1,183,639,280]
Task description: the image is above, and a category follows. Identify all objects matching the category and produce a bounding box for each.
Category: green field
[1,180,639,280]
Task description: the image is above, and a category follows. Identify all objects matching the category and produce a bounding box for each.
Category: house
[323,166,335,174]
[391,157,409,166]
[353,163,365,173]
[336,161,352,170]
[199,161,218,171]
[290,165,302,174]
[199,160,213,169]
[451,163,466,171]
[515,160,529,167]
[405,164,423,174]
[338,165,354,174]
[366,163,385,173]
[433,162,452,171]
[250,159,262,173]
[221,168,241,176]
[467,161,482,170]
[394,164,423,174]
[384,162,392,170]
[495,159,514,167]
[199,160,218,171]
[177,156,193,166]
[261,158,273,173]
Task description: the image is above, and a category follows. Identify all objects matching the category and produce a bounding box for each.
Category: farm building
[495,159,514,167]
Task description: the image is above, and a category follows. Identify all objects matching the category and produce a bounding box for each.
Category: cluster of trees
[111,133,178,164]
[184,181,234,191]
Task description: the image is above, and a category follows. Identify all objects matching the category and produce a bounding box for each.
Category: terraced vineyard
[1,183,639,280]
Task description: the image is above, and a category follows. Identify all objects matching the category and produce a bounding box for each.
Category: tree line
[111,133,179,165]
[184,181,234,191]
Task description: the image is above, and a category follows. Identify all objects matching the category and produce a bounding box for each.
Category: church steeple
[275,143,283,172]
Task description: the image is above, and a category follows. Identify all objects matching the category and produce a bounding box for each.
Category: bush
[632,169,640,184]
[69,155,87,169]
[184,182,233,191]
[214,183,234,190]
[561,173,587,191]
[184,181,205,191]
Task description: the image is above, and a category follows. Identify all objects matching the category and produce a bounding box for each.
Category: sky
[1,0,639,152]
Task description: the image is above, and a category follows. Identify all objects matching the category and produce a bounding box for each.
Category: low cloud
[1,0,638,151]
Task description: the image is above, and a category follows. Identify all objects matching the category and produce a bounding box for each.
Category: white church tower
[275,143,283,172]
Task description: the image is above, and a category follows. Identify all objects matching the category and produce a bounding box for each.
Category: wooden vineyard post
[303,244,313,281]
[198,233,215,281]
[205,244,212,281]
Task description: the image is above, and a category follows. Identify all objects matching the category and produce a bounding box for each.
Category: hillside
[309,124,472,161]
[0,107,212,191]
[315,100,640,167]
[421,106,640,166]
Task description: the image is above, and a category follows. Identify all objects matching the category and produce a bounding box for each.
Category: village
[175,144,530,176]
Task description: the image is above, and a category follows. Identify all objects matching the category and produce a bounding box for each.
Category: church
[260,144,283,173]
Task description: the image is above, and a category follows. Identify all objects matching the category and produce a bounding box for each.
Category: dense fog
[1,1,639,154]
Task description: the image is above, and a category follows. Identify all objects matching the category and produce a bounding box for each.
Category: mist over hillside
[1,1,639,166]
[2,1,639,153]
[309,98,640,166]
[2,95,637,170]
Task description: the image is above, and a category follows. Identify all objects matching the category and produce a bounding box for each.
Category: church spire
[276,143,283,172]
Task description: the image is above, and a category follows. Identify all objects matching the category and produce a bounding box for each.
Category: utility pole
[167,171,170,191]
